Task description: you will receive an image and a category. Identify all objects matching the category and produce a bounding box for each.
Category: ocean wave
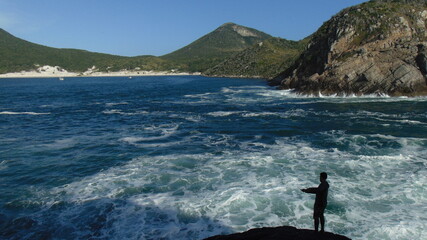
[38,138,79,150]
[372,118,427,125]
[242,112,279,117]
[221,87,242,93]
[206,111,245,117]
[184,92,215,98]
[0,160,8,170]
[43,131,427,239]
[120,124,181,147]
[105,102,129,107]
[257,88,427,102]
[102,109,149,115]
[0,111,50,115]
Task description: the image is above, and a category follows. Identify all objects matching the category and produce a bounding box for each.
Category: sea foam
[0,111,50,115]
[41,130,427,239]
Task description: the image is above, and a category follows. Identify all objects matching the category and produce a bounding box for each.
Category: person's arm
[301,187,317,194]
[301,182,327,194]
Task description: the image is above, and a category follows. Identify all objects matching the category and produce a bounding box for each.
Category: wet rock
[416,44,427,75]
[204,226,351,240]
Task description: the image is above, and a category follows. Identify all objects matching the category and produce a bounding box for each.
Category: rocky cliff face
[272,0,427,96]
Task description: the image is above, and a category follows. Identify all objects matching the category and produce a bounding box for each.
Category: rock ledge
[204,226,351,240]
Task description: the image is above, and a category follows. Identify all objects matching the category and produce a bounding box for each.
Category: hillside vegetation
[0,29,181,74]
[161,23,272,72]
[204,37,309,78]
[1,23,278,75]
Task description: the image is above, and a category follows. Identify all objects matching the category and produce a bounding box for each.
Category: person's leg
[314,217,319,232]
[320,214,325,232]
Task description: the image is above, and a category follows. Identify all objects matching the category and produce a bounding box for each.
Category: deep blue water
[0,76,426,239]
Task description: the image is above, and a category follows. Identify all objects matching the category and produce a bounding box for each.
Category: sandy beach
[0,65,199,78]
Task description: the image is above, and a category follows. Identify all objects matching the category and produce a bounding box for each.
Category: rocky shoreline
[271,0,427,97]
[204,226,351,240]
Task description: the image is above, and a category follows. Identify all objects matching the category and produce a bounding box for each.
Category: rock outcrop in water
[271,0,427,96]
[204,226,351,240]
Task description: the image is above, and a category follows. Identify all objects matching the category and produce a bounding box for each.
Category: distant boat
[59,77,64,81]
[128,76,133,79]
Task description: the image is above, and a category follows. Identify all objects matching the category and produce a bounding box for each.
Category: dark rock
[204,226,351,240]
[416,44,427,75]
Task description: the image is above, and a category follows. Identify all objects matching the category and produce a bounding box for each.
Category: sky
[0,0,367,57]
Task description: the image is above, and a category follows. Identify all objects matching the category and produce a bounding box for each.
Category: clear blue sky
[0,0,367,56]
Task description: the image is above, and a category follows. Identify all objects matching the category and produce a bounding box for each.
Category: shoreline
[0,65,268,80]
[0,71,200,79]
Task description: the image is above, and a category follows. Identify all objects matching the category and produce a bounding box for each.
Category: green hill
[0,23,272,74]
[161,23,272,72]
[0,28,178,74]
[1,23,292,76]
[204,37,309,78]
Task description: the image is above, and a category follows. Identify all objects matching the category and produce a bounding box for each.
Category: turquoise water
[0,76,426,239]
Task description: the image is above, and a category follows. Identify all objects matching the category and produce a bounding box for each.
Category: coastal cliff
[271,0,427,96]
[204,226,351,240]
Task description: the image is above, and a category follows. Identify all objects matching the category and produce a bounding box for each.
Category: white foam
[221,87,240,93]
[207,111,244,117]
[242,112,279,117]
[382,119,427,125]
[105,102,129,107]
[189,85,427,106]
[39,138,78,150]
[102,109,148,115]
[0,160,8,170]
[120,124,181,148]
[44,131,426,239]
[0,111,50,115]
[255,87,427,103]
[184,92,214,98]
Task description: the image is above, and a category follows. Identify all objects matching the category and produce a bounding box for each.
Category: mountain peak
[162,23,272,71]
[220,22,237,27]
[371,0,426,3]
[218,22,261,37]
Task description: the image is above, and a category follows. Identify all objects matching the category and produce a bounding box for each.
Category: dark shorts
[313,206,325,218]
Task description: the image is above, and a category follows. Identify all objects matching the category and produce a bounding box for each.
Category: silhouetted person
[301,172,329,232]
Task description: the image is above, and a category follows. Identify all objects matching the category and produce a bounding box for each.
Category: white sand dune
[0,65,199,78]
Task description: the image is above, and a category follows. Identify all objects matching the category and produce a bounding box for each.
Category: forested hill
[1,23,276,74]
[1,23,301,77]
[204,37,310,79]
[161,23,273,72]
[0,28,181,74]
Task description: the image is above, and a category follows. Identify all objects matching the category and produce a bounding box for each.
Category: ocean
[0,76,426,240]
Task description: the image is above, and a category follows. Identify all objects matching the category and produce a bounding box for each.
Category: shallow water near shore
[0,76,426,240]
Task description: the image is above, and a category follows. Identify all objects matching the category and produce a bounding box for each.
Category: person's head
[320,172,327,182]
